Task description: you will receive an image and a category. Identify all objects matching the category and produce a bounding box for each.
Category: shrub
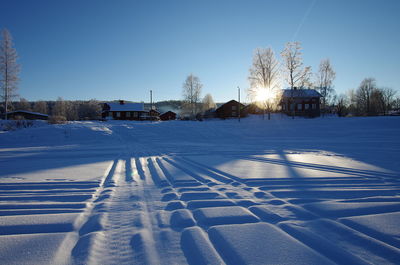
[48,115,67,124]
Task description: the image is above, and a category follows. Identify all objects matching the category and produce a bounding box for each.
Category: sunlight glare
[255,87,276,102]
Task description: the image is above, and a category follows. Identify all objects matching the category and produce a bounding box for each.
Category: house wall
[107,111,144,120]
[216,101,246,119]
[281,97,320,117]
[160,112,176,121]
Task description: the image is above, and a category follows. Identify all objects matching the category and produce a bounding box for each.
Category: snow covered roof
[105,102,145,112]
[282,89,322,98]
[6,110,48,117]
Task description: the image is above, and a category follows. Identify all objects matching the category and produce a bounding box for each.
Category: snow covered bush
[48,115,67,124]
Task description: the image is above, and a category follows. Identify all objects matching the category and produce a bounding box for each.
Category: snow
[105,102,144,112]
[282,88,322,98]
[0,115,399,264]
[5,110,49,117]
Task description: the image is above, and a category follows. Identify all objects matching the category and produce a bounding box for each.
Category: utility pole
[150,90,153,110]
[238,86,241,123]
[150,89,153,122]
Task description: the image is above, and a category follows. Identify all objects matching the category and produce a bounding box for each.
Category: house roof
[160,111,176,115]
[106,102,144,112]
[282,89,322,98]
[6,110,48,117]
[216,100,245,111]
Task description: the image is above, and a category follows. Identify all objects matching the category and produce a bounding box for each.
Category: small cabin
[215,100,246,119]
[281,88,322,117]
[160,111,176,121]
[2,110,48,120]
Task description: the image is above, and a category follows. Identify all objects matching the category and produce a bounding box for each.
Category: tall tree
[281,42,311,89]
[18,98,31,111]
[33,100,49,114]
[0,29,20,120]
[356,78,376,115]
[281,42,311,118]
[316,59,336,115]
[52,97,67,117]
[248,47,280,120]
[78,100,101,120]
[380,87,397,115]
[182,74,202,118]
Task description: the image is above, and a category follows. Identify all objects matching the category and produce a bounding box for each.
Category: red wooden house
[160,111,176,121]
[102,100,147,120]
[215,100,247,119]
[281,88,322,117]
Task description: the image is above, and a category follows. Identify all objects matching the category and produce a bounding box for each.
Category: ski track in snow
[1,118,400,264]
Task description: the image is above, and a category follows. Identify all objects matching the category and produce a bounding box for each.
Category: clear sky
[1,0,399,102]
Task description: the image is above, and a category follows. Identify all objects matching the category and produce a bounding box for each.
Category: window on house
[126,112,131,118]
[312,104,316,109]
[232,111,236,116]
[290,104,294,110]
[133,112,138,118]
[116,112,121,117]
[232,105,237,110]
[109,112,113,117]
[298,104,302,110]
[305,104,309,110]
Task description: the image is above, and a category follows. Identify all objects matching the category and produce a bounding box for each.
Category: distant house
[102,100,146,120]
[215,100,247,119]
[281,88,322,117]
[1,110,48,120]
[102,100,161,120]
[160,111,176,121]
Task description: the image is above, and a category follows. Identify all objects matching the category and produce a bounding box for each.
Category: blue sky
[1,0,399,102]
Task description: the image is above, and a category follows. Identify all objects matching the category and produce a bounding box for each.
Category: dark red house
[102,100,146,120]
[215,100,246,119]
[160,111,176,121]
[281,88,322,117]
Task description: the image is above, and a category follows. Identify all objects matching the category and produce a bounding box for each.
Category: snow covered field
[0,115,399,265]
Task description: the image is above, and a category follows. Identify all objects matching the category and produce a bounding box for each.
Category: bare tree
[335,94,349,117]
[33,101,48,114]
[18,98,31,111]
[182,74,202,118]
[65,101,79,121]
[202,93,216,112]
[52,97,67,117]
[356,78,376,115]
[394,97,400,110]
[78,100,101,120]
[380,87,397,115]
[248,47,280,120]
[281,42,311,89]
[0,29,20,120]
[316,59,336,115]
[281,42,312,118]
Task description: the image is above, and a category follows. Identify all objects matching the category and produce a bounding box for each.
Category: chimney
[119,100,125,105]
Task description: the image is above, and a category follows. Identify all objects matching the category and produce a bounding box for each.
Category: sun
[255,87,276,102]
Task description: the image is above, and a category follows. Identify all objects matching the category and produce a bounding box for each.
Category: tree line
[1,27,398,120]
[4,98,102,120]
[336,78,399,117]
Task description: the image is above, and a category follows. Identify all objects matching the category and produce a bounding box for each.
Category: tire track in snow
[85,159,139,265]
[165,156,400,265]
[53,158,118,265]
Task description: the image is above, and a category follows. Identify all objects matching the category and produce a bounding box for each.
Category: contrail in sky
[292,0,317,41]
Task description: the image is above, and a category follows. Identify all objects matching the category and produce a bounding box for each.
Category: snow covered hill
[0,116,399,264]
